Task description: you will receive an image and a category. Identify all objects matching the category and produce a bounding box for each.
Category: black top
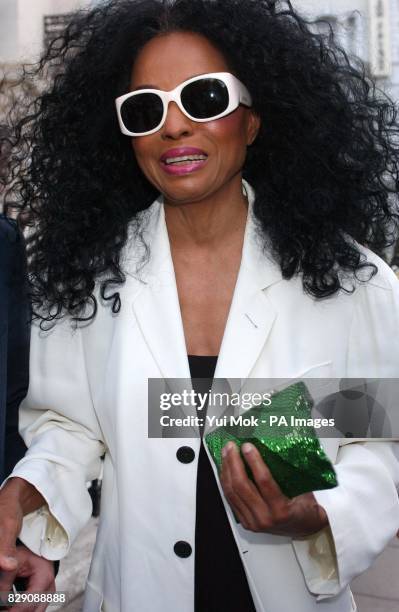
[188,355,256,612]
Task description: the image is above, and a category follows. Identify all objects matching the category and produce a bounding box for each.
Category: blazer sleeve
[1,316,106,561]
[292,267,399,598]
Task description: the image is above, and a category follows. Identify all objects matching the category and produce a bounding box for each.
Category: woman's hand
[0,478,46,606]
[3,546,56,612]
[220,441,329,538]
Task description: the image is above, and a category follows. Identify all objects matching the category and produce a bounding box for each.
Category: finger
[0,545,18,573]
[241,443,287,510]
[220,444,257,528]
[23,573,54,593]
[10,551,56,612]
[0,569,17,601]
[0,517,20,574]
[221,443,265,528]
[14,548,55,593]
[0,556,18,572]
[288,492,329,536]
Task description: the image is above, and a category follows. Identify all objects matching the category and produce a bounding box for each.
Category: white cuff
[2,456,94,560]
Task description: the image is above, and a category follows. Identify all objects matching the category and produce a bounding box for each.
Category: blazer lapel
[130,201,200,435]
[130,198,191,383]
[215,181,283,385]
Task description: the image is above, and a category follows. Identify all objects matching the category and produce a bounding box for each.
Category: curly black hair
[2,0,399,323]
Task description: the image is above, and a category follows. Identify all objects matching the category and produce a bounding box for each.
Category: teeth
[164,154,207,165]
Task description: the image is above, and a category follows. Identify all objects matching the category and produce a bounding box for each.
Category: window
[312,12,361,60]
[43,14,72,52]
[312,15,338,40]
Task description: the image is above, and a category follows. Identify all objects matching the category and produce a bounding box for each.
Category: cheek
[131,138,148,162]
[131,138,158,177]
[206,111,248,148]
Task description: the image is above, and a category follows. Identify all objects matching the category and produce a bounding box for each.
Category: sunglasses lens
[120,93,163,133]
[181,78,229,119]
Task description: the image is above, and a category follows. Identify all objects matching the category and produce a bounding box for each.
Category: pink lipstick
[160,147,208,175]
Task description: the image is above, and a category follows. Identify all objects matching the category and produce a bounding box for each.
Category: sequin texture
[205,381,338,499]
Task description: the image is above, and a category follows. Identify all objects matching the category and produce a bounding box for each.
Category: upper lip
[160,147,208,163]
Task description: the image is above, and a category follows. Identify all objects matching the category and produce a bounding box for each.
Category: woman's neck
[163,174,248,250]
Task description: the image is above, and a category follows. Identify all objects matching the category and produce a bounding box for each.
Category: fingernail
[222,442,233,457]
[2,555,18,569]
[242,443,253,454]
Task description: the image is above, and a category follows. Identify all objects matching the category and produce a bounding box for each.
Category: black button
[174,541,192,558]
[176,446,195,463]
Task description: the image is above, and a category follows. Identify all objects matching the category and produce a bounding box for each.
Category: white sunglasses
[115,71,252,136]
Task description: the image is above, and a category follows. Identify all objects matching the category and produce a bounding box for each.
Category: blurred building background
[0,1,93,118]
[292,1,399,270]
[294,0,399,101]
[0,0,397,129]
[0,0,93,64]
[0,1,397,98]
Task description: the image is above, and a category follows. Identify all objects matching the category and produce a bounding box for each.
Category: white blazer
[7,182,399,612]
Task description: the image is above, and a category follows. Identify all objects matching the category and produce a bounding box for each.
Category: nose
[161,101,193,140]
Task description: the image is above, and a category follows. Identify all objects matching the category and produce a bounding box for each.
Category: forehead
[130,31,230,90]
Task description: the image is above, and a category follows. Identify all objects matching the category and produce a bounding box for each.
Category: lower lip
[160,159,208,176]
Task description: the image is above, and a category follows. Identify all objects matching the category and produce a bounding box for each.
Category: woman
[0,1,399,611]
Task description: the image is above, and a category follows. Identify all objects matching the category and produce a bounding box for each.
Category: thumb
[0,543,18,572]
[0,553,18,571]
[0,527,19,571]
[0,541,18,599]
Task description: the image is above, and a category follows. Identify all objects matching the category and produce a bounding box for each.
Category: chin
[163,191,205,206]
[160,180,212,204]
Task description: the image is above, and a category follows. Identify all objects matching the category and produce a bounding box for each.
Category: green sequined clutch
[205,381,337,498]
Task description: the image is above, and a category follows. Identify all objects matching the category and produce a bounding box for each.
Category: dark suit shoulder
[0,215,26,292]
[0,214,19,245]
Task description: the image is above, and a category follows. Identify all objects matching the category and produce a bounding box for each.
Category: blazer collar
[127,180,282,287]
[130,180,283,386]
